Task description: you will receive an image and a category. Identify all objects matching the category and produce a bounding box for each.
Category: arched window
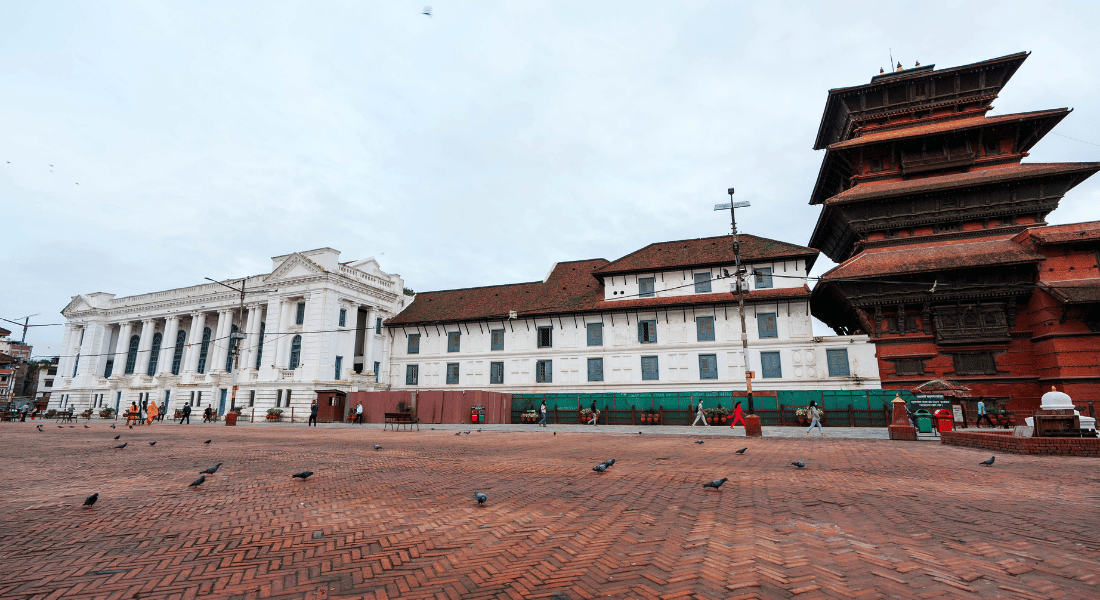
[225,324,239,372]
[254,322,265,369]
[171,329,187,375]
[124,335,140,374]
[197,327,212,374]
[147,332,163,376]
[288,334,302,370]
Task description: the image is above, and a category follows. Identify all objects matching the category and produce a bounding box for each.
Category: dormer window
[984,138,1003,156]
[868,158,884,173]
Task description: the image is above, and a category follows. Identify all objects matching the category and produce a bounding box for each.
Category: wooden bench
[384,412,419,431]
[57,410,76,423]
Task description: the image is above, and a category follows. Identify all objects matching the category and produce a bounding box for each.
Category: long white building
[51,248,406,417]
[385,234,881,393]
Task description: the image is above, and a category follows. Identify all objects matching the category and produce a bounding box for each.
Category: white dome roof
[1040,388,1074,409]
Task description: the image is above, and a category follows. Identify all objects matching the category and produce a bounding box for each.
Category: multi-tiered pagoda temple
[808,52,1100,413]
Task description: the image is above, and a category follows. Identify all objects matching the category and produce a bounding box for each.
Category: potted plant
[579,407,593,423]
[99,407,116,419]
[396,400,412,413]
[226,406,243,426]
[45,409,58,420]
[174,409,184,419]
[795,408,808,426]
[266,408,283,421]
[522,410,538,423]
[706,406,729,425]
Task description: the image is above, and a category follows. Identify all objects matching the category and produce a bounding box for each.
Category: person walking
[806,400,826,436]
[975,400,994,428]
[692,399,708,426]
[588,400,598,426]
[20,403,29,422]
[145,400,159,425]
[159,401,167,422]
[538,400,548,427]
[180,403,191,425]
[354,402,364,424]
[308,400,318,427]
[729,401,745,428]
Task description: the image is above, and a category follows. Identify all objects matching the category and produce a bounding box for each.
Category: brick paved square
[1,422,1098,599]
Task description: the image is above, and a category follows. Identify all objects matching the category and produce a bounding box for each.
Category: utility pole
[205,278,275,416]
[714,189,755,414]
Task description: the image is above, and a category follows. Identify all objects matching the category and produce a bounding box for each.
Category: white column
[364,307,377,378]
[157,316,180,375]
[135,319,156,375]
[57,324,77,378]
[113,322,134,375]
[76,322,103,377]
[275,300,293,368]
[209,310,230,373]
[242,304,261,370]
[260,299,281,371]
[342,303,358,377]
[184,312,207,373]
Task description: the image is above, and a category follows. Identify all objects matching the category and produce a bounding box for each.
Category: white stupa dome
[1040,387,1074,410]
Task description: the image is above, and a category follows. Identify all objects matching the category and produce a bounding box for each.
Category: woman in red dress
[729,401,745,428]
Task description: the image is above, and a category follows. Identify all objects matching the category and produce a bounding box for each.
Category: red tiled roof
[387,259,608,326]
[828,108,1070,150]
[387,261,810,326]
[1039,280,1100,304]
[825,162,1100,205]
[1024,221,1100,245]
[820,235,1043,280]
[593,234,818,276]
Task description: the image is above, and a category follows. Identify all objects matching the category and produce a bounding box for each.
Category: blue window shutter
[406,364,418,385]
[335,356,342,380]
[408,334,420,354]
[694,273,712,293]
[641,356,659,380]
[125,335,140,374]
[639,277,655,298]
[448,332,460,352]
[376,318,382,334]
[699,354,718,379]
[288,335,302,370]
[697,317,715,342]
[758,313,778,338]
[147,332,162,376]
[446,363,459,384]
[760,352,782,378]
[490,361,504,384]
[536,360,552,383]
[755,268,773,289]
[339,309,346,327]
[587,323,602,346]
[491,330,504,351]
[587,358,603,382]
[172,330,187,375]
[296,302,305,325]
[827,349,850,377]
[638,320,657,343]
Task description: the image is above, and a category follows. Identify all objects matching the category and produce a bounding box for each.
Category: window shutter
[587,323,602,346]
[448,332,460,353]
[755,268,773,289]
[587,358,603,382]
[641,356,659,380]
[491,330,504,351]
[296,302,305,325]
[826,349,850,377]
[699,354,718,379]
[408,334,420,354]
[758,313,778,338]
[694,273,712,293]
[339,309,346,327]
[697,317,715,342]
[760,352,782,378]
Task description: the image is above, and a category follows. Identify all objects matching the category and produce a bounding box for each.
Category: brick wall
[941,430,1100,456]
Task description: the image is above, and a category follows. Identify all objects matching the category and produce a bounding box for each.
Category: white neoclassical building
[50,248,407,417]
[385,234,881,393]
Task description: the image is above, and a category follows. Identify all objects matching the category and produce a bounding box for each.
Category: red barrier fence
[346,390,512,424]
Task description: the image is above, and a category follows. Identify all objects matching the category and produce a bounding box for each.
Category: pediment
[62,295,95,316]
[265,253,327,282]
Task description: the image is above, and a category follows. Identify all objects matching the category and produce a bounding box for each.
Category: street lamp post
[205,278,275,417]
[714,188,755,414]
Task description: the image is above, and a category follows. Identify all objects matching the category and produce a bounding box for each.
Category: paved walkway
[2,421,1097,599]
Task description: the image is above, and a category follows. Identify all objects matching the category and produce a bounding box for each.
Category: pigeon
[593,464,606,473]
[374,445,382,450]
[110,424,116,429]
[83,493,98,507]
[735,448,748,455]
[114,443,127,449]
[204,440,211,444]
[128,425,133,429]
[464,431,470,435]
[553,432,556,435]
[69,426,74,428]
[292,471,313,479]
[791,462,806,469]
[703,478,728,489]
[58,426,63,429]
[477,429,482,433]
[37,425,43,432]
[189,475,206,487]
[980,456,995,467]
[84,425,89,428]
[113,435,120,440]
[474,492,487,505]
[149,441,156,446]
[604,458,615,468]
[200,463,223,474]
[455,432,461,436]
[695,440,704,444]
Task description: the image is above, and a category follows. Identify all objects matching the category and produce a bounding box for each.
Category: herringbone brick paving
[1,423,1098,599]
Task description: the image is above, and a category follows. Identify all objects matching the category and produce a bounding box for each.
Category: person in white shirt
[692,399,708,426]
[354,402,364,424]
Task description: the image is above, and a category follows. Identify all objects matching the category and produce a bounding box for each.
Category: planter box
[225,412,238,426]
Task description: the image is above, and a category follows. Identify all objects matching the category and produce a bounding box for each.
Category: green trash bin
[914,408,934,433]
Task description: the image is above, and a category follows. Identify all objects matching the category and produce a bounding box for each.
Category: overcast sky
[4,1,1100,358]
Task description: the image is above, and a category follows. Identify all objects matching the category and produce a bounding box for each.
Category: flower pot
[225,412,238,426]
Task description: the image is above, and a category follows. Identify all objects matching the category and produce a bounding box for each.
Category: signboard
[909,394,950,411]
[952,405,964,423]
[714,201,751,210]
[745,371,755,379]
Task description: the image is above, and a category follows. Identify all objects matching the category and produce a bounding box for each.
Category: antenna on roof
[889,48,894,72]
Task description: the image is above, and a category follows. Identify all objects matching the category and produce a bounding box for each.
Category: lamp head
[727,188,735,196]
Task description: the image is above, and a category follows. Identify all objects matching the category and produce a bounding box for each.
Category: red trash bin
[934,409,953,432]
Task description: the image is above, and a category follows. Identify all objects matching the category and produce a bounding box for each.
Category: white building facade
[385,235,881,393]
[50,248,407,417]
